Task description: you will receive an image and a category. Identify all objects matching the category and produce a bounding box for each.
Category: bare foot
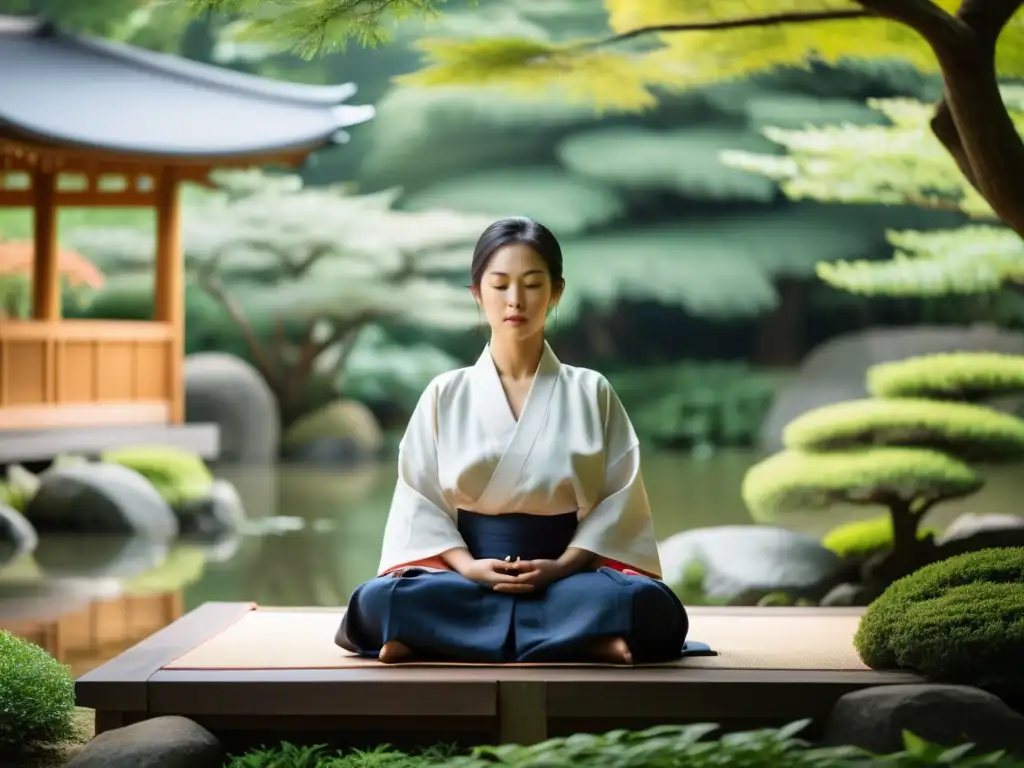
[590,636,633,665]
[378,640,414,664]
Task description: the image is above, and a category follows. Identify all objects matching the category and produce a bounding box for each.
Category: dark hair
[470,217,564,290]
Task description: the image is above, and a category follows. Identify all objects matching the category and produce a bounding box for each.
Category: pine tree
[183,0,1024,242]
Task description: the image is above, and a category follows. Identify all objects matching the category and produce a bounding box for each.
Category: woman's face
[473,243,561,341]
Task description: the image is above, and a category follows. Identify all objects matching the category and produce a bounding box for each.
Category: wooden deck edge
[0,421,220,462]
[75,601,254,712]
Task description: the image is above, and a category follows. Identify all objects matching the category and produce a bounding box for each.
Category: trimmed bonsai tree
[742,352,1024,579]
[854,547,1024,687]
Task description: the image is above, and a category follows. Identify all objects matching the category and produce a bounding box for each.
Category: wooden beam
[0,189,161,208]
[154,168,184,424]
[31,167,60,321]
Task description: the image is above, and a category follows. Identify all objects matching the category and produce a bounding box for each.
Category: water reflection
[1,450,1022,676]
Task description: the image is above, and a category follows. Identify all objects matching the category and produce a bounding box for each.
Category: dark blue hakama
[335,511,689,663]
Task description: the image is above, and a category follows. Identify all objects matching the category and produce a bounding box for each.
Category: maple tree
[184,0,1024,245]
[722,91,1024,298]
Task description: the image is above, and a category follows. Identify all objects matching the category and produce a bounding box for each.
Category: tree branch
[854,0,969,54]
[191,269,283,387]
[928,0,1024,237]
[591,9,871,48]
[927,0,1022,196]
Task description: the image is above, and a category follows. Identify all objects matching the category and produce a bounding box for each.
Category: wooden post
[31,168,59,320]
[154,168,184,423]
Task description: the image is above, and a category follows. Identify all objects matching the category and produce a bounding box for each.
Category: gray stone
[185,352,280,464]
[174,478,247,537]
[821,684,1024,758]
[66,716,223,768]
[819,582,867,607]
[938,512,1024,545]
[25,463,178,539]
[0,502,37,558]
[658,525,846,602]
[760,325,1024,452]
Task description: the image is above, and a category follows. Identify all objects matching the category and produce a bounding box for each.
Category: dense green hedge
[0,631,75,753]
[855,547,1024,687]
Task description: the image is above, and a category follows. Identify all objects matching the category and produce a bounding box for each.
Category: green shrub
[227,722,1024,767]
[855,547,1024,687]
[822,515,940,559]
[0,631,75,752]
[782,398,1024,461]
[101,445,213,506]
[741,447,980,522]
[609,362,787,452]
[868,352,1024,400]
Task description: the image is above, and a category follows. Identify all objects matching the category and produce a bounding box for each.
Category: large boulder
[65,716,223,768]
[658,525,847,604]
[25,463,178,540]
[760,325,1024,452]
[821,684,1024,758]
[184,352,280,464]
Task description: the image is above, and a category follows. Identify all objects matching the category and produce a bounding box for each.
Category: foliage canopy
[721,92,1024,298]
[781,397,1024,461]
[740,447,981,522]
[867,352,1024,400]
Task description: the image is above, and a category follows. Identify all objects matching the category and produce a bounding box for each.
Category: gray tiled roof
[0,15,375,159]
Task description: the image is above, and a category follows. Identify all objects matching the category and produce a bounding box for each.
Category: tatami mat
[163,608,869,670]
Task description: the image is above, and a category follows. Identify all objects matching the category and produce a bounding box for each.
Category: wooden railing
[0,319,175,430]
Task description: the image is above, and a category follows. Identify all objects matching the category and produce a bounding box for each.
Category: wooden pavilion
[0,14,373,461]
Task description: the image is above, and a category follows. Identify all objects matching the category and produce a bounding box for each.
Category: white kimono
[377,341,663,578]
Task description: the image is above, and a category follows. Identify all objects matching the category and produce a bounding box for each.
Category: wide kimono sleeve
[376,381,468,576]
[568,378,663,579]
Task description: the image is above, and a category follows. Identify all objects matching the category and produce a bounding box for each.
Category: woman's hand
[494,559,566,592]
[460,558,537,593]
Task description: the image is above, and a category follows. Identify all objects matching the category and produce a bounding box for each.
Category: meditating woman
[335,216,689,665]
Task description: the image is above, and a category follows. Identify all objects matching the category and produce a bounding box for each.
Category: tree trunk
[755,278,806,365]
[859,0,1024,238]
[888,499,926,575]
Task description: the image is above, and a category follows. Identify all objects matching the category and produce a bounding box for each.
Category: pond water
[186,447,1024,610]
[2,447,1021,676]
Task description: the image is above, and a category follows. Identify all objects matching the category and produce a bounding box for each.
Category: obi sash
[457,510,577,562]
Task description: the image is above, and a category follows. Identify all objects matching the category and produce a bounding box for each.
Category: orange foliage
[0,239,105,288]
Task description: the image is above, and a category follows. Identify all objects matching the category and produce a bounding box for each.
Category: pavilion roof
[0,15,375,163]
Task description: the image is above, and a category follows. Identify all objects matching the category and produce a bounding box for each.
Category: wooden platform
[75,602,923,749]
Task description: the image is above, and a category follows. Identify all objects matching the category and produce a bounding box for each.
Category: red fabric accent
[382,555,658,579]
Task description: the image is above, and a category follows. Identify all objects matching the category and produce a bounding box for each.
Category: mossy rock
[782,397,1024,461]
[101,446,213,507]
[283,399,384,454]
[0,631,75,753]
[854,547,1024,687]
[742,447,981,522]
[822,514,941,559]
[868,352,1024,401]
